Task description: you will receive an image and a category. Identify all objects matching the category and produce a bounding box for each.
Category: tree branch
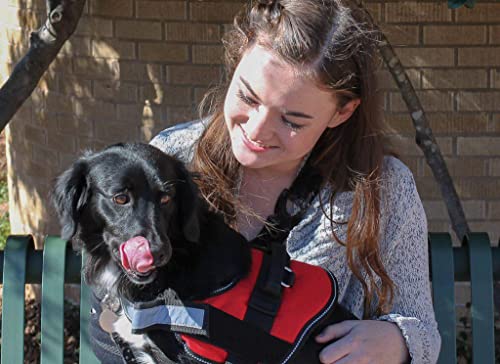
[356,1,470,242]
[0,0,86,131]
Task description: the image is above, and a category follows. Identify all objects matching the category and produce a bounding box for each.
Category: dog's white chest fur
[96,266,159,364]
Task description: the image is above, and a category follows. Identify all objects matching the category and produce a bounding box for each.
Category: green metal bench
[0,233,498,363]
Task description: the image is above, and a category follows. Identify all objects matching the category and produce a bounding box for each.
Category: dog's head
[52,143,200,287]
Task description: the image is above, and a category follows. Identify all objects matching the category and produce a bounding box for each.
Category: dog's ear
[52,159,90,242]
[174,161,200,243]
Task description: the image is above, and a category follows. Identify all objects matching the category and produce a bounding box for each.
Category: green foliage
[448,0,476,9]
[0,180,10,250]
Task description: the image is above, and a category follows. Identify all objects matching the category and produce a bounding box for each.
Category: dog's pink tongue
[119,237,154,273]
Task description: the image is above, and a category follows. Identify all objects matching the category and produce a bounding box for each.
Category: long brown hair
[192,0,394,316]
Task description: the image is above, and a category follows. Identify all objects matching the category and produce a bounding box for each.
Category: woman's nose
[246,107,274,142]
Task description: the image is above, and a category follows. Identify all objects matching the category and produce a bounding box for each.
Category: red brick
[488,201,500,219]
[57,115,93,137]
[395,47,455,67]
[90,0,133,17]
[192,45,224,64]
[60,37,92,57]
[59,76,93,99]
[167,65,222,85]
[458,48,500,67]
[455,3,500,22]
[190,2,242,22]
[139,84,193,106]
[422,157,487,177]
[116,104,161,122]
[423,26,487,45]
[390,91,454,112]
[93,81,138,103]
[385,2,452,23]
[457,91,500,112]
[424,200,486,221]
[489,158,500,176]
[47,133,76,154]
[491,69,500,88]
[74,16,113,37]
[455,178,500,199]
[380,25,420,46]
[31,145,59,168]
[94,120,139,141]
[165,23,220,43]
[92,39,136,60]
[118,62,162,82]
[74,99,116,121]
[457,137,500,156]
[491,25,500,45]
[136,1,187,20]
[422,69,488,89]
[376,69,420,90]
[115,20,162,40]
[24,124,46,145]
[138,43,189,63]
[73,58,120,80]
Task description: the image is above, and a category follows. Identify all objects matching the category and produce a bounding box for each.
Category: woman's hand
[315,320,410,364]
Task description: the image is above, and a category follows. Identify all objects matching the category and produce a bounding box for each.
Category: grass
[0,179,10,249]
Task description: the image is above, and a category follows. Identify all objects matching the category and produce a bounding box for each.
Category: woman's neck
[236,167,298,241]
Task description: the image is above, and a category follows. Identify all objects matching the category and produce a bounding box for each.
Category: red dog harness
[122,245,345,364]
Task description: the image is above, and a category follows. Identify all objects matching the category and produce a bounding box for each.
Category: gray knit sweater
[150,120,441,364]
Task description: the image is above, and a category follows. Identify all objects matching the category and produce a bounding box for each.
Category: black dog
[52,143,252,363]
[53,143,354,364]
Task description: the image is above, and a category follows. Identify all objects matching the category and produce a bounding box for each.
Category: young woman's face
[223,45,355,177]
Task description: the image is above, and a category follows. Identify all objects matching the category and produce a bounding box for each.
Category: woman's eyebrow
[239,76,314,119]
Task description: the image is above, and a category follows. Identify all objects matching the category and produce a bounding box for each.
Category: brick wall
[0,0,499,245]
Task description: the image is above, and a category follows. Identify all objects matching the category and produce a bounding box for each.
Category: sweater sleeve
[376,158,441,364]
[149,120,205,163]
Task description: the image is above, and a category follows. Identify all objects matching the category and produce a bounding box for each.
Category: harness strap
[244,243,292,332]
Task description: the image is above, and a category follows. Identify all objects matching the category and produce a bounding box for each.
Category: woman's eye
[237,89,257,106]
[281,116,304,131]
[113,193,130,205]
[160,195,171,205]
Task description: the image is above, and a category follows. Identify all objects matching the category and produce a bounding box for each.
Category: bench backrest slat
[467,233,495,364]
[79,253,100,364]
[429,233,456,364]
[1,235,33,364]
[40,236,67,364]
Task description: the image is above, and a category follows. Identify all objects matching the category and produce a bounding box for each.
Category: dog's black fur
[52,143,252,362]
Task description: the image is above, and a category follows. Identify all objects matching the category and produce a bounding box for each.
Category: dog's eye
[113,194,130,205]
[160,195,171,205]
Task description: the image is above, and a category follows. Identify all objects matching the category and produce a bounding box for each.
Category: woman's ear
[327,98,361,128]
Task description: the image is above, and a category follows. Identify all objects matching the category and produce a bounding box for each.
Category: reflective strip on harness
[128,304,206,331]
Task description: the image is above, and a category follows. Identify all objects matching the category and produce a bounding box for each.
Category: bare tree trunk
[0,0,86,131]
[356,1,470,242]
[378,37,470,242]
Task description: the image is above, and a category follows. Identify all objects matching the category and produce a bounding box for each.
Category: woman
[91,0,440,362]
[151,0,440,363]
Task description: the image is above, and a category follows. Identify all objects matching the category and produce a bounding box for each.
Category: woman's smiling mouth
[239,125,277,152]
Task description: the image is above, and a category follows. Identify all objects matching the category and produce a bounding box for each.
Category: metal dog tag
[99,308,120,334]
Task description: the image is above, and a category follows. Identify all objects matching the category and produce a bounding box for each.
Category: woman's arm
[313,158,441,364]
